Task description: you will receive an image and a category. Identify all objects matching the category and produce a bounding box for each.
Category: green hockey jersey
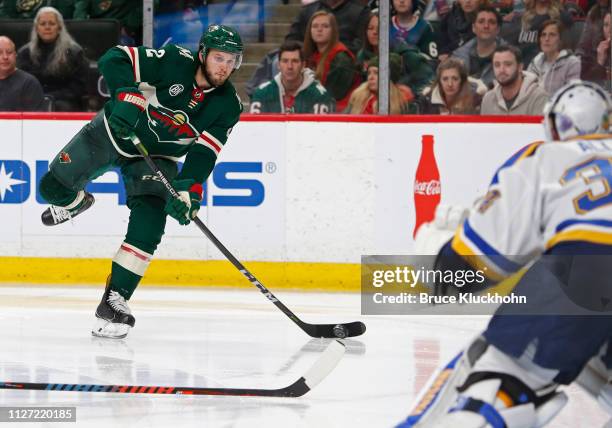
[249,69,335,114]
[0,0,74,19]
[98,44,242,184]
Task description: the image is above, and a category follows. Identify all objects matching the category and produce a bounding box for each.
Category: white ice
[0,285,609,428]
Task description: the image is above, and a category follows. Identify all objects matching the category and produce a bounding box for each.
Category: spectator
[285,0,370,54]
[250,41,335,114]
[0,0,74,19]
[417,57,486,114]
[438,0,481,62]
[501,0,573,66]
[390,0,439,61]
[527,19,581,94]
[578,0,610,81]
[451,6,507,88]
[481,45,549,114]
[304,10,361,111]
[74,0,143,45]
[345,54,416,114]
[582,11,611,89]
[0,36,44,111]
[356,11,434,94]
[245,49,280,99]
[17,7,88,111]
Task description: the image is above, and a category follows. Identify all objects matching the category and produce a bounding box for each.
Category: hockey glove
[108,87,146,139]
[165,179,203,225]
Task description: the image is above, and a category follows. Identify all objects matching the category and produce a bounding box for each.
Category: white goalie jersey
[451,135,612,281]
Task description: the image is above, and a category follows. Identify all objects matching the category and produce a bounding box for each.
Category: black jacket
[438,3,475,56]
[17,41,89,111]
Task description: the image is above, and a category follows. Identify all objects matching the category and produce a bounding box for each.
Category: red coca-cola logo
[414,179,441,195]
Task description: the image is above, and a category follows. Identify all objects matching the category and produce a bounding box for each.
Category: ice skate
[41,190,95,226]
[92,277,135,339]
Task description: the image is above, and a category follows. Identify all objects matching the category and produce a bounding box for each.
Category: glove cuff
[188,183,203,201]
[116,88,146,111]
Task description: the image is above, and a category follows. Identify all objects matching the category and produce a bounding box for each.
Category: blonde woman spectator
[527,19,580,94]
[17,7,88,111]
[304,10,361,111]
[418,58,486,114]
[345,54,416,114]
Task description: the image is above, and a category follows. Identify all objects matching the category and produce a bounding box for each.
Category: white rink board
[0,118,544,262]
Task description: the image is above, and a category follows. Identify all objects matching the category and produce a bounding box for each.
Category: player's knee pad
[39,171,78,206]
[125,195,167,254]
[399,336,567,428]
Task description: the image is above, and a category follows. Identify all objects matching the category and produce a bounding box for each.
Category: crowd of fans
[249,0,611,115]
[0,0,610,114]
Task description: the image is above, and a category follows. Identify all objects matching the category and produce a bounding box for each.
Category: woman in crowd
[356,11,434,95]
[17,7,88,111]
[345,54,416,114]
[502,0,573,65]
[582,11,611,90]
[527,19,580,94]
[417,57,486,114]
[304,10,360,111]
[578,0,610,83]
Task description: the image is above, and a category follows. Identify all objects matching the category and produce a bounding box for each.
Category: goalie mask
[199,24,243,71]
[543,80,612,142]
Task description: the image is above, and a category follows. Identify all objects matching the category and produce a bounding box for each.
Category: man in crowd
[451,6,507,88]
[0,36,44,111]
[481,45,548,115]
[250,40,335,114]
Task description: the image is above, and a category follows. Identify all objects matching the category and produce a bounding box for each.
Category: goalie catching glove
[108,87,146,139]
[165,179,203,225]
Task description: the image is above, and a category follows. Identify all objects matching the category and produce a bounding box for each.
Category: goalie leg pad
[398,337,568,428]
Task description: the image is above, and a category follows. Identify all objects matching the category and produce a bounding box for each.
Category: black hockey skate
[92,277,136,339]
[41,191,95,226]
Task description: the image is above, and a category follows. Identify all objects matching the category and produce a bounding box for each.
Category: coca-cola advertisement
[413,135,441,238]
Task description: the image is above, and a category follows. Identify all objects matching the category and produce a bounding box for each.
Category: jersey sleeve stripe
[546,229,612,249]
[450,232,507,282]
[556,218,612,233]
[196,131,222,155]
[461,220,522,272]
[490,141,544,186]
[118,45,141,82]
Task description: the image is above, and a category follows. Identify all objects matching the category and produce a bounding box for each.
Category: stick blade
[301,340,346,392]
[305,321,367,338]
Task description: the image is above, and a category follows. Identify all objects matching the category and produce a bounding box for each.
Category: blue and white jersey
[451,134,612,281]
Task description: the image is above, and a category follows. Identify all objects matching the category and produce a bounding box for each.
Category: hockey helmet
[199,24,243,70]
[543,80,612,142]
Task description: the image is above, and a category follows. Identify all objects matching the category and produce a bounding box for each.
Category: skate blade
[92,317,130,339]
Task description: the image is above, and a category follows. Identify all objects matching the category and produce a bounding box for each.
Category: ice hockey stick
[0,340,345,397]
[130,136,366,339]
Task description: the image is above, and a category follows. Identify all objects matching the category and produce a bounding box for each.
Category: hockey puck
[332,324,348,339]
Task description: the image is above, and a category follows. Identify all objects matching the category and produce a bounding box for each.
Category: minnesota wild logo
[146,106,197,144]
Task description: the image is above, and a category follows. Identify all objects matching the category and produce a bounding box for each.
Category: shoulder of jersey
[163,44,197,65]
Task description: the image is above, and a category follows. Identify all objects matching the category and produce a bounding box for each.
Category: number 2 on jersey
[560,157,612,214]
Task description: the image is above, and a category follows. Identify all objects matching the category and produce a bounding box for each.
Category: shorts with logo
[49,112,178,202]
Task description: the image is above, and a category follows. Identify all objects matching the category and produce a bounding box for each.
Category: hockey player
[249,40,335,114]
[38,24,244,339]
[399,80,612,427]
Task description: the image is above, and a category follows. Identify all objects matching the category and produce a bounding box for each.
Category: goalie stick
[0,340,345,397]
[130,136,366,339]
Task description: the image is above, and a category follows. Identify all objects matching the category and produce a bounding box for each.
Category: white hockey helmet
[543,80,612,142]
